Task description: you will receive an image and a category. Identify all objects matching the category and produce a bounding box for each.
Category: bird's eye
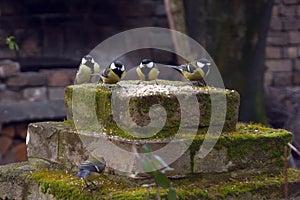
[146,62,154,68]
[110,63,117,69]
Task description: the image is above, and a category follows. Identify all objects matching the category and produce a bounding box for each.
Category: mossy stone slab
[64,80,240,139]
[1,160,300,200]
[27,122,292,179]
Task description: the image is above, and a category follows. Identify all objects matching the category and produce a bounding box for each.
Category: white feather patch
[146,62,154,68]
[81,57,87,65]
[121,65,125,71]
[197,61,205,68]
[139,63,144,68]
[110,62,117,70]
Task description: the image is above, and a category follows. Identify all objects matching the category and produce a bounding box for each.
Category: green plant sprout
[133,144,177,200]
[6,36,19,51]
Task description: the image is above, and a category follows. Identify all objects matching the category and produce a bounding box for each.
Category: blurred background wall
[0,0,299,164]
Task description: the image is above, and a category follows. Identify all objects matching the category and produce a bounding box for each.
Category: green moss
[188,123,292,172]
[64,81,240,139]
[28,167,300,199]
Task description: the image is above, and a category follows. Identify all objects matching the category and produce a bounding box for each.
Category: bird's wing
[162,64,183,73]
[101,67,110,78]
[78,160,104,173]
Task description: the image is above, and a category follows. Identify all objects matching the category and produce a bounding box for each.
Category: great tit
[76,156,106,190]
[168,58,211,86]
[101,60,126,84]
[75,55,100,84]
[136,59,159,84]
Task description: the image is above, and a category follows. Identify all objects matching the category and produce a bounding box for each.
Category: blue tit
[75,55,100,84]
[101,60,126,84]
[76,156,106,190]
[136,59,159,83]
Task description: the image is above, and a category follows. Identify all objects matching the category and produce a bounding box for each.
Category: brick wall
[0,0,169,165]
[265,0,300,143]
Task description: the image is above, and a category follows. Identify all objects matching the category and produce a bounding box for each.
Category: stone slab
[27,122,292,179]
[0,100,66,123]
[65,81,240,138]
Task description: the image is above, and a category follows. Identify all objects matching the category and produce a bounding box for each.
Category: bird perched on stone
[75,55,100,84]
[168,58,211,86]
[76,156,106,190]
[136,59,159,84]
[101,60,126,84]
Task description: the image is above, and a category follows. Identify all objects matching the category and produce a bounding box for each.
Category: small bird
[168,58,211,86]
[75,55,100,84]
[101,60,126,84]
[136,59,159,84]
[76,156,106,190]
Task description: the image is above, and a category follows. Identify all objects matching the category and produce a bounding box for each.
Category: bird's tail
[164,65,183,73]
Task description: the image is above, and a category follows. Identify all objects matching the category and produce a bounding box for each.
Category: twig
[287,143,300,156]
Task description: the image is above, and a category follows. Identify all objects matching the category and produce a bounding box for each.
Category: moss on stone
[189,123,292,172]
[64,81,240,139]
[28,168,300,199]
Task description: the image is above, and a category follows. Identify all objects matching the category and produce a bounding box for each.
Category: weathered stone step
[64,80,240,139]
[0,159,299,200]
[27,122,292,179]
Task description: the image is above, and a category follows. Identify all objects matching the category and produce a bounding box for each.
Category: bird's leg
[136,80,141,85]
[155,80,159,85]
[89,181,100,191]
[82,179,91,190]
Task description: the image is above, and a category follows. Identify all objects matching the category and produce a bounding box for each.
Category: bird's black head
[110,60,125,77]
[141,59,153,65]
[196,58,211,74]
[81,55,95,69]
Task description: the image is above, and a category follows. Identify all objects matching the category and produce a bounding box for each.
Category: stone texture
[65,82,240,134]
[293,71,300,84]
[280,6,297,16]
[289,31,300,44]
[265,59,293,71]
[296,59,300,70]
[269,17,282,30]
[1,125,16,138]
[273,72,293,86]
[48,87,65,100]
[0,160,299,200]
[11,143,27,161]
[43,69,76,87]
[15,123,28,139]
[264,71,273,87]
[22,87,47,101]
[27,122,292,178]
[0,90,23,103]
[6,72,47,87]
[283,18,300,30]
[0,136,13,156]
[27,123,59,162]
[0,100,66,123]
[283,0,298,4]
[284,46,298,58]
[0,60,20,78]
[265,46,282,58]
[267,32,289,45]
